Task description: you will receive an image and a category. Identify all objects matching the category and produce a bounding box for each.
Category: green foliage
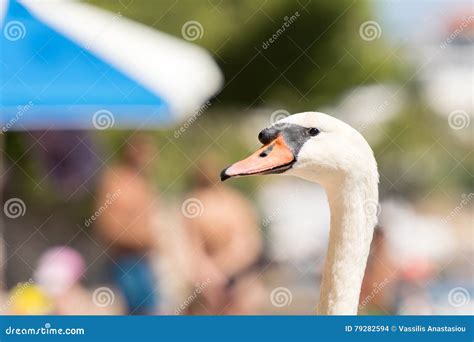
[374,98,473,198]
[87,0,403,110]
[5,1,469,205]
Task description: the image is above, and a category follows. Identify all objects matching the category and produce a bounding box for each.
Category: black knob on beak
[258,127,279,144]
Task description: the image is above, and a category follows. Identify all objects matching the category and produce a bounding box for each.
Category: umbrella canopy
[0,0,222,130]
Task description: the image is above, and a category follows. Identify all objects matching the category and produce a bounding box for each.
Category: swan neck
[317,177,376,315]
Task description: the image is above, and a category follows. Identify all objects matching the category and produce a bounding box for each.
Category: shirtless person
[184,156,263,315]
[95,133,159,315]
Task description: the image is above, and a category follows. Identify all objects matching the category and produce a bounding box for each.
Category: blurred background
[1,0,472,315]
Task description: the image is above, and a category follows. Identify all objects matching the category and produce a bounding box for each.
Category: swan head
[221,112,378,187]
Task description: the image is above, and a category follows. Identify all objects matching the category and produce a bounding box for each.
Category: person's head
[121,133,157,170]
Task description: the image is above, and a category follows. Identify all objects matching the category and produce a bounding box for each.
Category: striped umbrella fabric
[0,0,222,130]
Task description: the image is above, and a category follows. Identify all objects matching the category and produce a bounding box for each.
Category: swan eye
[308,128,320,136]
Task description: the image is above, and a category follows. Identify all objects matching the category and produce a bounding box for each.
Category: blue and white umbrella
[0,0,222,130]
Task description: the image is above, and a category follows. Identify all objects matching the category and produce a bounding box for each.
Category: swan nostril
[259,144,274,158]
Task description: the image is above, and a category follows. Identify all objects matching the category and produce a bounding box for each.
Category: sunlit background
[1,0,473,315]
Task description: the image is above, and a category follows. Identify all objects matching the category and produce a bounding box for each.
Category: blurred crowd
[1,0,472,317]
[1,131,472,316]
[1,133,267,315]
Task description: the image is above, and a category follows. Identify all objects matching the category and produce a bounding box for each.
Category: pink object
[34,246,86,296]
[400,258,434,282]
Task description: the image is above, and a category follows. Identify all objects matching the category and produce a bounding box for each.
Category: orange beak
[221,135,295,181]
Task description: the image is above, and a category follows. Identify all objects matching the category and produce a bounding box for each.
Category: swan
[221,112,379,315]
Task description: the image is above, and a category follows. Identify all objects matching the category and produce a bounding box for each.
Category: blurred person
[183,155,263,315]
[359,228,398,315]
[95,133,159,315]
